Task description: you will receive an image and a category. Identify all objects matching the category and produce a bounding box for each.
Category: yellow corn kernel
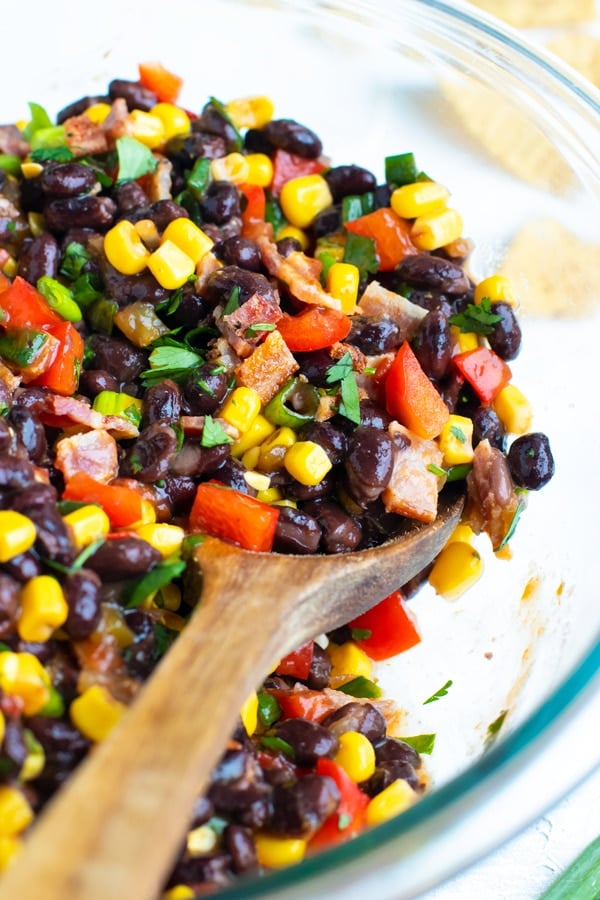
[84,102,112,124]
[279,174,333,229]
[447,521,477,546]
[474,274,517,308]
[161,218,214,266]
[0,511,36,563]
[129,109,165,149]
[276,224,309,250]
[150,102,191,142]
[104,219,151,275]
[494,384,533,435]
[326,262,360,314]
[186,825,218,857]
[256,486,284,504]
[428,541,484,601]
[327,642,373,681]
[0,652,51,715]
[157,582,181,612]
[21,161,43,179]
[20,735,45,781]
[63,504,110,550]
[147,239,195,289]
[245,153,274,188]
[210,152,250,185]
[70,685,127,742]
[2,256,18,278]
[0,787,34,838]
[134,218,161,250]
[450,325,479,353]
[390,181,449,219]
[254,833,307,868]
[27,211,45,237]
[334,731,376,783]
[244,470,271,493]
[240,690,259,736]
[18,576,68,643]
[133,499,157,528]
[366,778,417,827]
[163,886,195,900]
[439,414,474,466]
[411,208,463,251]
[225,95,275,129]
[284,440,332,486]
[133,523,185,558]
[219,386,262,433]
[257,426,297,472]
[231,414,276,458]
[241,446,261,470]
[0,836,23,873]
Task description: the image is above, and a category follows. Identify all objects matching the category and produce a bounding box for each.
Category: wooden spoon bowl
[0,488,464,900]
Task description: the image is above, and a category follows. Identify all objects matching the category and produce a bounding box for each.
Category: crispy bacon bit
[235,329,299,404]
[195,251,223,291]
[330,341,368,373]
[38,394,139,439]
[219,292,283,358]
[358,281,427,340]
[102,98,133,143]
[142,156,173,202]
[64,113,109,157]
[382,421,443,523]
[255,232,343,311]
[467,439,520,549]
[0,124,29,158]
[54,429,119,484]
[0,361,21,393]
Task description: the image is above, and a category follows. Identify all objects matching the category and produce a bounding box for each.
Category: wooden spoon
[0,488,463,900]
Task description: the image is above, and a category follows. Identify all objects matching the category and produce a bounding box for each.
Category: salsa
[0,63,554,894]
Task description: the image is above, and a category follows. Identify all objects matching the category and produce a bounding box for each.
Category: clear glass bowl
[6,0,600,896]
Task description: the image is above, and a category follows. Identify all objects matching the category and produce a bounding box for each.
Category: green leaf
[448,297,502,336]
[265,192,287,234]
[115,136,158,184]
[30,145,74,164]
[342,231,378,279]
[493,495,527,552]
[350,627,372,641]
[152,623,179,660]
[22,102,53,141]
[140,344,203,385]
[185,157,211,200]
[124,560,186,609]
[399,733,436,755]
[201,415,234,448]
[337,813,353,831]
[326,354,354,385]
[260,736,296,759]
[423,679,453,704]
[257,692,282,729]
[450,424,466,443]
[326,352,361,425]
[485,710,508,749]
[60,242,92,281]
[338,676,382,699]
[223,285,241,316]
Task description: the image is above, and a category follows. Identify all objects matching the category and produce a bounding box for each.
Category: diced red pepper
[62,472,148,528]
[138,61,183,103]
[348,590,421,661]
[239,183,266,232]
[344,208,417,271]
[310,758,370,849]
[189,481,280,553]
[275,641,315,680]
[385,340,449,439]
[271,149,327,196]
[270,689,338,723]
[452,346,512,404]
[0,275,63,330]
[31,321,84,396]
[277,305,351,352]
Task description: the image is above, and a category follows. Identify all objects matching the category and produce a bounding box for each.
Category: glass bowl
[4,0,599,896]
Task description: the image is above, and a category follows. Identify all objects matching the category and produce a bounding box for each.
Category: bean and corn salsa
[0,63,554,893]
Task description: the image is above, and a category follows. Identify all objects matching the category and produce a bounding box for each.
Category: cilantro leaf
[399,733,436,755]
[325,352,361,425]
[485,710,508,749]
[493,494,527,552]
[423,679,453,704]
[338,676,382,699]
[201,415,234,448]
[448,297,502,335]
[450,424,467,443]
[115,136,158,184]
[140,344,203,385]
[342,231,378,279]
[30,146,74,164]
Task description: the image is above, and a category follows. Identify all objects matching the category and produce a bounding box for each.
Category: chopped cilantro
[338,813,353,831]
[494,494,527,552]
[223,286,241,316]
[423,679,453,704]
[326,352,361,425]
[485,710,508,749]
[399,733,436,755]
[201,415,234,448]
[60,241,91,281]
[30,146,74,164]
[450,424,467,443]
[115,136,158,184]
[140,344,203,386]
[448,297,501,335]
[342,231,378,280]
[244,323,276,338]
[338,676,382,699]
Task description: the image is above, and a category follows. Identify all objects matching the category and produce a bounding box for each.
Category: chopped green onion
[36,276,82,322]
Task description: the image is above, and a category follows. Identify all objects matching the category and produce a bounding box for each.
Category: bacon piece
[54,428,119,484]
[102,98,133,143]
[142,156,173,202]
[220,292,283,358]
[358,281,427,340]
[466,439,520,549]
[255,232,342,311]
[0,124,29,158]
[382,421,443,523]
[63,113,109,156]
[235,329,299,404]
[38,393,139,439]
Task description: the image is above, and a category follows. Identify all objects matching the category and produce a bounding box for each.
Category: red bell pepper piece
[31,321,84,396]
[452,346,512,404]
[189,481,280,553]
[310,758,370,849]
[239,183,266,231]
[271,149,327,196]
[344,208,417,271]
[62,472,148,528]
[348,590,421,661]
[0,275,63,330]
[385,340,449,439]
[138,61,183,103]
[277,305,351,352]
[275,641,315,680]
[270,689,337,723]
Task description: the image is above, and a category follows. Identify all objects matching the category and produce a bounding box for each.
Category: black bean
[78,369,121,397]
[262,119,322,159]
[62,569,102,639]
[28,716,90,756]
[0,573,19,637]
[1,551,42,583]
[0,719,28,776]
[160,283,212,329]
[223,824,258,875]
[412,309,452,380]
[507,432,555,490]
[0,455,37,489]
[114,180,149,213]
[373,183,392,208]
[199,102,242,153]
[273,718,338,766]
[365,760,420,795]
[349,316,400,355]
[190,795,215,828]
[312,205,342,239]
[167,855,231,889]
[18,174,44,214]
[322,702,387,744]
[213,458,257,496]
[305,644,332,691]
[216,236,262,271]
[44,196,117,232]
[275,236,303,256]
[169,441,230,479]
[122,608,157,677]
[205,265,277,310]
[121,422,179,483]
[86,334,148,382]
[273,506,321,555]
[201,181,241,225]
[108,78,157,111]
[18,232,60,283]
[237,798,271,830]
[86,537,161,581]
[302,499,362,553]
[396,253,471,295]
[295,350,336,388]
[487,301,522,360]
[344,426,394,507]
[56,95,110,124]
[142,380,182,427]
[324,164,377,201]
[208,749,272,813]
[0,421,12,454]
[9,407,47,463]
[40,162,98,198]
[183,365,229,416]
[299,421,348,466]
[375,736,421,769]
[358,400,393,431]
[269,774,340,837]
[102,266,169,308]
[158,474,198,515]
[471,406,506,452]
[284,472,335,503]
[23,506,76,566]
[165,130,227,168]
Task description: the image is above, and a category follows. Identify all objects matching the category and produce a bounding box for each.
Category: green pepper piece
[36,276,82,322]
[0,327,54,369]
[0,154,22,176]
[385,151,418,187]
[185,157,211,201]
[30,125,66,151]
[341,193,374,223]
[263,377,320,429]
